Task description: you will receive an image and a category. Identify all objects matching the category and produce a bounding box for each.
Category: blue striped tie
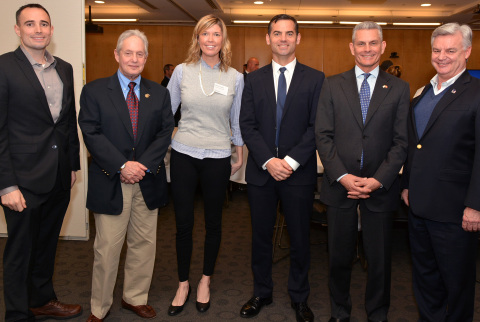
[360,73,370,168]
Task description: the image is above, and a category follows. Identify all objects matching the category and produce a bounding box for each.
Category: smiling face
[349,28,386,73]
[198,24,223,61]
[431,31,471,84]
[114,35,147,81]
[14,7,53,56]
[266,19,301,65]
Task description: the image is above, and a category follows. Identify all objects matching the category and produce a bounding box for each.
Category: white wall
[0,0,89,240]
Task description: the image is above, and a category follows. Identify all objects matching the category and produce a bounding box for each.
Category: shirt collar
[272,58,297,73]
[117,69,141,89]
[200,57,221,70]
[355,65,379,79]
[430,69,465,90]
[20,45,56,68]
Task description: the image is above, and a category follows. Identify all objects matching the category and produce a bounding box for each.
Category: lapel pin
[145,94,150,98]
[451,89,456,94]
[383,85,388,89]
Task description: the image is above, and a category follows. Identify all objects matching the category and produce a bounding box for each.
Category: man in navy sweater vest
[401,23,480,322]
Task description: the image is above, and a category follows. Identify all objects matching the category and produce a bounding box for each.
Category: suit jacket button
[417,144,422,149]
[52,145,57,149]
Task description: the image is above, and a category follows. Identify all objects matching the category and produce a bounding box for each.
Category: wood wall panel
[402,29,436,95]
[244,27,272,69]
[161,26,193,75]
[86,26,480,99]
[296,28,325,72]
[227,27,245,73]
[322,29,354,76]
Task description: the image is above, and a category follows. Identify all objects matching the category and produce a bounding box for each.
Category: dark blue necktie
[359,73,370,168]
[275,67,287,147]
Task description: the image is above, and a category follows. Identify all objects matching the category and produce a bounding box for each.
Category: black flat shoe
[240,296,273,318]
[168,286,191,316]
[195,300,210,313]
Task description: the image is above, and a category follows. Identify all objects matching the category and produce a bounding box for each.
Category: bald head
[246,57,259,73]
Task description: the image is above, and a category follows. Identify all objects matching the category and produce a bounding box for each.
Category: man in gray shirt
[0,4,81,321]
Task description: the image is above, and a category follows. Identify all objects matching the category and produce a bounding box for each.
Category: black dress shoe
[168,286,191,316]
[196,300,210,313]
[291,302,314,322]
[368,320,388,322]
[240,296,273,318]
[329,318,350,322]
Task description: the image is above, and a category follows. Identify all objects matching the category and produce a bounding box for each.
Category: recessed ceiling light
[89,18,138,22]
[94,1,105,3]
[254,1,264,4]
[420,3,431,6]
[393,22,440,26]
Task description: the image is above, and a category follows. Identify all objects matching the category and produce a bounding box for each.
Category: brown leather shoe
[30,299,82,319]
[86,311,109,322]
[121,299,156,319]
[86,313,103,322]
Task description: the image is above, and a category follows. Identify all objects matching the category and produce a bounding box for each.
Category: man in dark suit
[315,21,409,322]
[161,63,174,87]
[401,23,480,322]
[79,30,173,322]
[0,4,81,321]
[239,14,324,322]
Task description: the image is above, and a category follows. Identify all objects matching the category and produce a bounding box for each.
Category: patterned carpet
[0,188,479,321]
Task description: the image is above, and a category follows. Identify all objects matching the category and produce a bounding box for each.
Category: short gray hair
[352,21,383,43]
[431,23,472,50]
[116,29,149,56]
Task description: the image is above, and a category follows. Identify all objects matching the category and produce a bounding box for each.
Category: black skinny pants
[170,149,231,281]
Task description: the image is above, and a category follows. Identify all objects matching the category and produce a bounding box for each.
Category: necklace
[198,62,221,96]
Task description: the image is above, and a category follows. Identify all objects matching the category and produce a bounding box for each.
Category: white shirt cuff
[284,155,300,171]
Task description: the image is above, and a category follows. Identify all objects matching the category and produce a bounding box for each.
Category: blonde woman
[166,14,244,315]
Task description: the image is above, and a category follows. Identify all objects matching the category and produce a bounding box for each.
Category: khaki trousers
[90,182,158,319]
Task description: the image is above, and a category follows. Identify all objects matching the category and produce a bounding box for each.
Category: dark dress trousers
[0,47,80,321]
[315,68,409,320]
[240,62,324,302]
[78,73,174,215]
[402,71,480,322]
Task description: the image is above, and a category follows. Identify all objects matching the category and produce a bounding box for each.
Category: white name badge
[214,83,228,96]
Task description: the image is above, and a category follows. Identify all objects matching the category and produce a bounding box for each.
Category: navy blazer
[240,62,324,186]
[402,71,480,223]
[316,68,410,212]
[79,73,174,215]
[0,47,80,194]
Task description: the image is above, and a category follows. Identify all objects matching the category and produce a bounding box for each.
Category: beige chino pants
[90,182,158,318]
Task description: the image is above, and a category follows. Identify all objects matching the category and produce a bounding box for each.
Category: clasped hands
[266,158,293,181]
[120,161,148,184]
[339,174,381,199]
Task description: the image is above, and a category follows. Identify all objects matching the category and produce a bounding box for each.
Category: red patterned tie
[126,82,139,140]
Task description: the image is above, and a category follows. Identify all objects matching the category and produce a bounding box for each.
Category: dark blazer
[79,73,174,215]
[240,62,324,186]
[402,71,480,223]
[316,68,410,212]
[0,47,80,194]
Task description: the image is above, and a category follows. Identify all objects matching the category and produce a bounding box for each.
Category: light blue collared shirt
[117,69,141,100]
[354,65,379,96]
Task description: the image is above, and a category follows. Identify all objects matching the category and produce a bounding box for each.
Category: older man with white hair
[401,22,480,322]
[79,29,174,321]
